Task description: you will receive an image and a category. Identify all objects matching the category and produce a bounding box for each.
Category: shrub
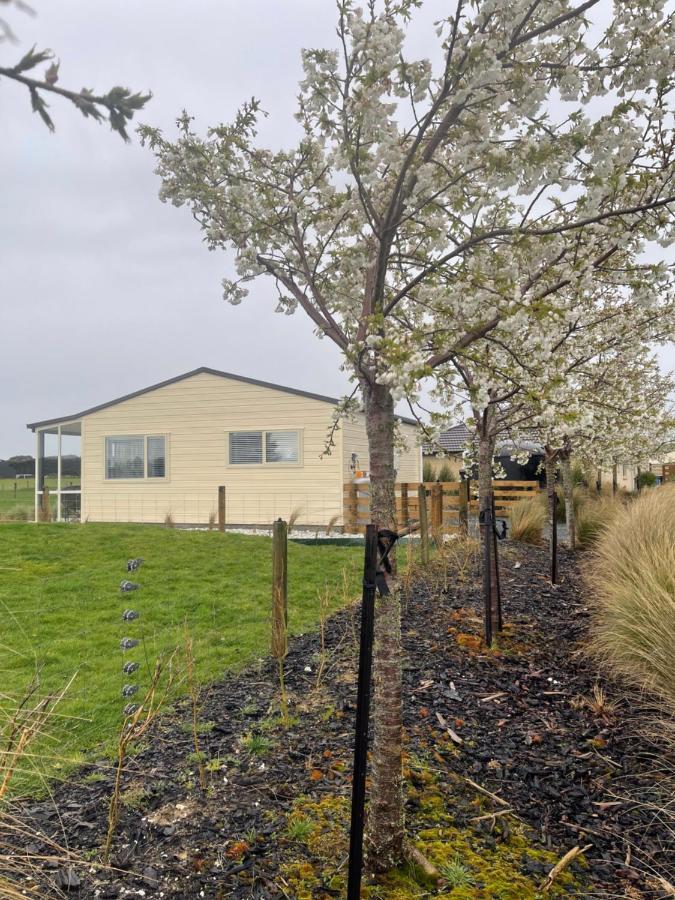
[637,470,657,488]
[422,459,435,482]
[509,498,546,544]
[585,484,675,718]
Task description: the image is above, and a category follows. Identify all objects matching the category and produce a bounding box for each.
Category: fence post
[272,518,288,626]
[218,486,226,532]
[400,482,409,528]
[418,484,429,565]
[41,486,50,522]
[459,479,469,532]
[347,482,358,533]
[431,482,443,534]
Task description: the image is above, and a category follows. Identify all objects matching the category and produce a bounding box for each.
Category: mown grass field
[0,523,362,794]
[0,475,80,520]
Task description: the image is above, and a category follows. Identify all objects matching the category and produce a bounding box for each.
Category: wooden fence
[343,480,539,533]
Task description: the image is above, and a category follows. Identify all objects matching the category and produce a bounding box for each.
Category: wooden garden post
[218,485,226,532]
[347,482,358,533]
[400,482,409,528]
[272,518,288,626]
[458,479,469,533]
[417,484,429,565]
[41,486,50,522]
[431,482,443,534]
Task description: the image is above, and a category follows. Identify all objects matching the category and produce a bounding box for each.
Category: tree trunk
[545,452,558,584]
[560,455,575,550]
[362,380,404,871]
[612,462,618,495]
[477,427,499,644]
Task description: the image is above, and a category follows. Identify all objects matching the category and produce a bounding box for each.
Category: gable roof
[27,366,418,430]
[424,423,471,454]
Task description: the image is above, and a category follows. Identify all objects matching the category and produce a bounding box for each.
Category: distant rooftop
[424,422,471,455]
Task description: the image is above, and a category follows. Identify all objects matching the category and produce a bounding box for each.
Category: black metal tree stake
[347,524,378,899]
[479,506,493,647]
[347,524,401,898]
[491,494,503,633]
[550,491,558,584]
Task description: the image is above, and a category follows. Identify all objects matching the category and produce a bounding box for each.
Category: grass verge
[0,523,361,794]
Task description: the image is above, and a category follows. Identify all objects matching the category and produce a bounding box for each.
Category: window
[105,436,166,479]
[147,437,166,478]
[265,430,299,463]
[229,431,263,465]
[229,430,301,465]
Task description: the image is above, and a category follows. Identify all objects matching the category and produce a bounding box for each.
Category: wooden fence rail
[343,480,539,534]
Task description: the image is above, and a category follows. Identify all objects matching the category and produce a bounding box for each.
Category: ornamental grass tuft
[574,493,623,549]
[585,484,675,721]
[509,497,546,545]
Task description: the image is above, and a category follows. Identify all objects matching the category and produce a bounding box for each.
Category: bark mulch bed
[6,544,675,898]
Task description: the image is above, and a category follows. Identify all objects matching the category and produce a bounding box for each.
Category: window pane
[106,437,144,479]
[147,436,166,478]
[230,431,262,464]
[266,430,299,463]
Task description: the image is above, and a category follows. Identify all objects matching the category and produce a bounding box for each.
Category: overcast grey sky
[1,1,673,456]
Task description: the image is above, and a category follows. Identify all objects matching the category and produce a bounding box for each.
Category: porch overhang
[32,420,82,523]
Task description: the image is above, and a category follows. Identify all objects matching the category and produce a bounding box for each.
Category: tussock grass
[575,494,623,549]
[436,462,456,483]
[0,506,30,522]
[406,533,480,597]
[0,678,80,896]
[509,498,546,544]
[585,484,675,721]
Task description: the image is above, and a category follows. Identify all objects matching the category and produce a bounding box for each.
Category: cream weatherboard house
[27,368,421,527]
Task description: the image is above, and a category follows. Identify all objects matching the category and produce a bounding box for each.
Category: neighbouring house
[27,367,421,527]
[423,423,470,479]
[423,424,545,483]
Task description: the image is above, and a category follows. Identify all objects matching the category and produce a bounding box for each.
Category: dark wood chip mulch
[6,545,675,898]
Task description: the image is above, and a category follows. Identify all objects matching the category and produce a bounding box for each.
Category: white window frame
[226,428,303,468]
[104,434,169,481]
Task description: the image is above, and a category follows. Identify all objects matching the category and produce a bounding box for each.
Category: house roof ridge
[27,366,419,430]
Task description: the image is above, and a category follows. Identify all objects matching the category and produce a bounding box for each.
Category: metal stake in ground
[491,495,503,633]
[479,506,494,647]
[347,525,402,899]
[550,491,558,584]
[347,524,378,899]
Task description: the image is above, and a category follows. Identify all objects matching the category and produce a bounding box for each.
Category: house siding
[81,372,344,525]
[341,416,421,483]
[79,372,421,526]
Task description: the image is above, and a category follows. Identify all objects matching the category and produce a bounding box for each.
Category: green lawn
[0,523,362,794]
